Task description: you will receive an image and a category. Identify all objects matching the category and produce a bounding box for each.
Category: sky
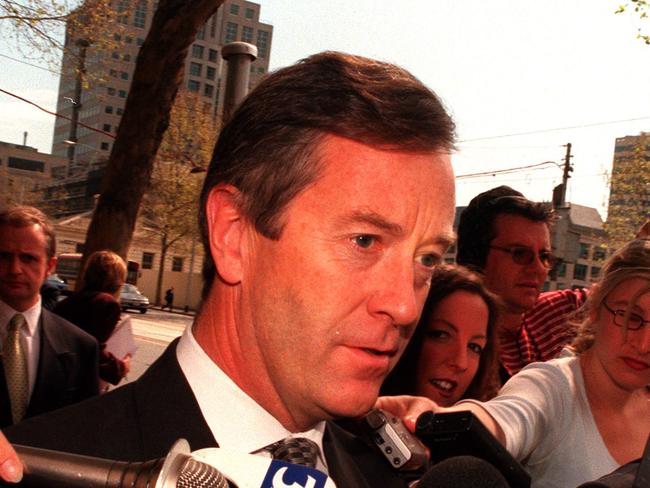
[1,0,649,219]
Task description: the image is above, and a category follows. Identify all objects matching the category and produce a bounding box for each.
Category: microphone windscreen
[417,456,510,488]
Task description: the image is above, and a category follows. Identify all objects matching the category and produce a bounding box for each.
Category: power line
[0,53,61,75]
[0,87,115,139]
[459,116,650,143]
[456,160,560,179]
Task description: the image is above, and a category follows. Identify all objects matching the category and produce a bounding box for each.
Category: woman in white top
[379,238,650,488]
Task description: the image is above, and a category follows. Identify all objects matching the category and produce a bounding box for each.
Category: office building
[51,0,273,176]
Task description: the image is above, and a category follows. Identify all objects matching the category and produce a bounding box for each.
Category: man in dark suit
[0,51,456,486]
[0,206,99,429]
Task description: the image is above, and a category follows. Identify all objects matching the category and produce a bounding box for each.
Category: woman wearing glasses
[379,238,650,488]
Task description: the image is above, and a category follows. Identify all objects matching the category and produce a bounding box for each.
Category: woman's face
[593,277,650,391]
[414,290,489,406]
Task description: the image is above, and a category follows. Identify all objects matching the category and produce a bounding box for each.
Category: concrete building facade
[51,0,273,176]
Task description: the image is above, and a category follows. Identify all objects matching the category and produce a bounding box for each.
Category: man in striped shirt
[456,186,587,380]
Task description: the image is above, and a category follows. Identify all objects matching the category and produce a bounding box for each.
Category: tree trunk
[78,0,224,287]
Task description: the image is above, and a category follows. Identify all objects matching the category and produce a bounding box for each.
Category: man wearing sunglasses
[456,186,587,381]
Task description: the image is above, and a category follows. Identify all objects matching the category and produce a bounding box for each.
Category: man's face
[0,224,55,311]
[240,135,455,428]
[482,214,551,315]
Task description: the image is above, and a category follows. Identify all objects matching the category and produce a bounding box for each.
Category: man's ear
[46,256,57,277]
[205,184,247,285]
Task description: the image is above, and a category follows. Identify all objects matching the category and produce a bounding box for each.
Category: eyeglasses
[489,245,557,269]
[603,302,649,331]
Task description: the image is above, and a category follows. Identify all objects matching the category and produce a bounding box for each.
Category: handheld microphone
[14,439,232,488]
[416,456,509,488]
[192,447,336,488]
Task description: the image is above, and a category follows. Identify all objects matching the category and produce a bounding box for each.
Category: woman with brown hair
[54,250,131,388]
[380,264,501,405]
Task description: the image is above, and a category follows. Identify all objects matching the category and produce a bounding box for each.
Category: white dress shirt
[176,325,328,472]
[0,297,42,398]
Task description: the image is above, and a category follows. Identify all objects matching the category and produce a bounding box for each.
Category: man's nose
[367,262,419,327]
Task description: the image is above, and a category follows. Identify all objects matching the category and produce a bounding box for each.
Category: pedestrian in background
[163,286,174,312]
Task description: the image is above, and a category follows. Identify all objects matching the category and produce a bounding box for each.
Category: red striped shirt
[500,288,587,376]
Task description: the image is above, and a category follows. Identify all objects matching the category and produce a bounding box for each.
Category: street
[118,308,194,387]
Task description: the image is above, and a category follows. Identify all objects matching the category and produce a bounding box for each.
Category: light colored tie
[3,314,28,424]
[265,437,320,468]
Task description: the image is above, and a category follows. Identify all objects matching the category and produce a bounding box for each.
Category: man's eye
[418,254,439,268]
[352,235,375,249]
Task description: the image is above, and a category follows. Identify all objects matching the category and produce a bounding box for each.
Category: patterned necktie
[265,437,320,468]
[3,314,28,424]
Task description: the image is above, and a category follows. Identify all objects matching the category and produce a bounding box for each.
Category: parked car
[119,284,150,314]
[44,273,68,291]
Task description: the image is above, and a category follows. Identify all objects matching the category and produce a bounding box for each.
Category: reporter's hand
[0,432,22,483]
[375,395,441,432]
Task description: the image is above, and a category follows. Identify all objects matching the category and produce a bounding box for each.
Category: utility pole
[554,142,573,208]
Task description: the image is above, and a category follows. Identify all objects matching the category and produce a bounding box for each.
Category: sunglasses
[489,245,557,269]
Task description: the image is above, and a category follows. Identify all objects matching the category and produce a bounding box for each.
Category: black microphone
[13,439,233,487]
[417,456,509,488]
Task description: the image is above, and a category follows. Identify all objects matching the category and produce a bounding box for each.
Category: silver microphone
[14,439,232,487]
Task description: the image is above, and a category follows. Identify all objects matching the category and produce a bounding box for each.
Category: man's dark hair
[198,51,456,299]
[0,205,56,259]
[456,185,555,271]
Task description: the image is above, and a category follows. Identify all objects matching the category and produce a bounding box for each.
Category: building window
[557,262,566,278]
[142,252,154,270]
[137,37,145,46]
[134,0,147,28]
[245,7,254,19]
[579,243,590,259]
[573,264,587,281]
[119,89,127,98]
[107,87,116,96]
[109,69,118,77]
[225,22,238,43]
[190,62,202,76]
[103,124,111,132]
[196,24,206,40]
[172,257,183,272]
[105,106,114,114]
[191,44,204,59]
[120,71,129,80]
[208,48,218,62]
[188,80,200,92]
[590,266,601,279]
[100,142,110,150]
[229,3,239,15]
[593,246,606,261]
[7,157,44,172]
[204,84,214,97]
[257,66,265,74]
[111,52,120,59]
[242,26,253,43]
[116,107,124,115]
[125,36,133,44]
[206,66,216,80]
[256,30,269,58]
[123,54,131,62]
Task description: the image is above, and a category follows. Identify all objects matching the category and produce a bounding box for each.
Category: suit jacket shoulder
[7,339,215,461]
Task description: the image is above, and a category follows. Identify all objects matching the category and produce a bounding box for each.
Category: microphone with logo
[12,440,337,488]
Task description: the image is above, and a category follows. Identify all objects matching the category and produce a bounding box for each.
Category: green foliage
[616,0,650,44]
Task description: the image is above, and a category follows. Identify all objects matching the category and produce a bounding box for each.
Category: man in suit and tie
[0,205,99,428]
[0,52,456,486]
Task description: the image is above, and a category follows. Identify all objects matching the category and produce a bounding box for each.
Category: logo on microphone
[260,460,328,488]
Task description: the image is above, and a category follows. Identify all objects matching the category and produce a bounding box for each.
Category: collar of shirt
[176,325,327,469]
[0,297,41,341]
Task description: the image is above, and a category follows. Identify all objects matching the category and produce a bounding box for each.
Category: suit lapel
[132,339,217,457]
[27,310,68,415]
